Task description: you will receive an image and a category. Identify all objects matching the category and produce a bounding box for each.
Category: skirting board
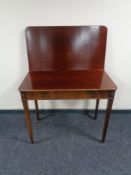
[0,109,130,115]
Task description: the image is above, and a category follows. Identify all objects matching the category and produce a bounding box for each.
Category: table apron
[20,90,115,100]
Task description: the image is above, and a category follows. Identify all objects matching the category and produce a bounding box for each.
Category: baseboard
[0,109,131,114]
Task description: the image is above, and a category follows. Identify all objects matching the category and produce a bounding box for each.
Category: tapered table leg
[34,100,40,120]
[94,99,99,119]
[22,99,34,144]
[101,97,114,142]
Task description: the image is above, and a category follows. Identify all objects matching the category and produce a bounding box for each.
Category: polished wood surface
[19,26,117,143]
[21,90,114,101]
[26,26,107,71]
[19,70,116,91]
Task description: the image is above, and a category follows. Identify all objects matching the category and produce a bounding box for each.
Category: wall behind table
[0,0,131,109]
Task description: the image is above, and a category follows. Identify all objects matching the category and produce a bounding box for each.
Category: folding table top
[19,70,117,91]
[26,26,107,72]
[19,26,117,92]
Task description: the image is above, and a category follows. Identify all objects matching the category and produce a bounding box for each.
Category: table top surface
[19,26,117,93]
[19,70,117,92]
[26,26,107,72]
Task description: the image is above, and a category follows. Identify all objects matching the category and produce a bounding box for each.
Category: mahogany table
[19,26,117,143]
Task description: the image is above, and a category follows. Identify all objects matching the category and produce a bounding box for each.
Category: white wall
[0,0,131,109]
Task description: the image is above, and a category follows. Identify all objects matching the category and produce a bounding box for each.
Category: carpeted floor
[0,110,131,175]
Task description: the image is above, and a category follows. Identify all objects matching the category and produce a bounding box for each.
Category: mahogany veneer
[19,26,117,143]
